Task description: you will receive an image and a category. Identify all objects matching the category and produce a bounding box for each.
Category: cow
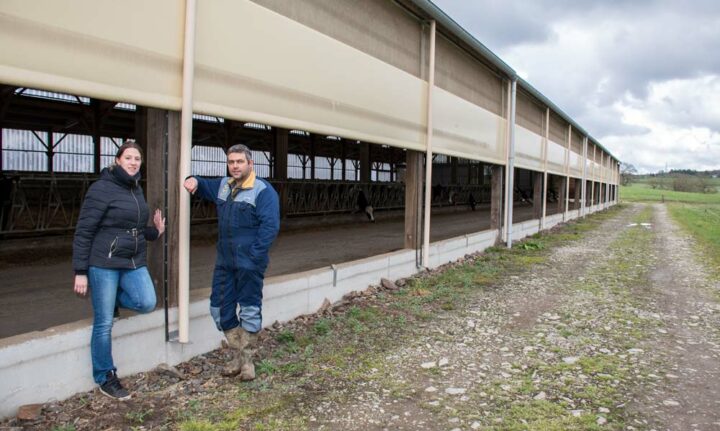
[547,188,559,203]
[431,184,446,204]
[468,193,477,211]
[514,187,533,204]
[356,189,375,222]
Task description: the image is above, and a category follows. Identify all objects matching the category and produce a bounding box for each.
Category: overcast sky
[432,0,720,174]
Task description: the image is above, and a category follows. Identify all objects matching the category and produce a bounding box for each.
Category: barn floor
[0,204,554,339]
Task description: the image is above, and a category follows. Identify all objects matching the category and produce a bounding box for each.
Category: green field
[668,203,720,277]
[620,183,720,204]
[621,183,720,277]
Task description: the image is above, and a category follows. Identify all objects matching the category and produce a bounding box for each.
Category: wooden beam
[574,178,581,210]
[144,107,166,307]
[450,157,458,184]
[47,130,54,173]
[224,119,235,151]
[341,139,346,181]
[145,108,181,308]
[273,128,288,219]
[360,142,370,183]
[310,134,318,180]
[557,176,567,214]
[490,165,503,233]
[0,85,16,124]
[404,150,422,249]
[533,171,543,219]
[92,100,102,174]
[135,107,147,179]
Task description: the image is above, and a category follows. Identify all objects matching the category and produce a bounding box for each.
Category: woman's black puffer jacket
[72,166,159,275]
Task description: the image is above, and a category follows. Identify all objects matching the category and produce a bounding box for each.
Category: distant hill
[640,169,720,178]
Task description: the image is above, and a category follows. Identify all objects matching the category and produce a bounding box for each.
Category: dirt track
[5,203,719,430]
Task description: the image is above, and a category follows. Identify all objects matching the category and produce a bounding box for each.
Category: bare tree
[620,163,638,186]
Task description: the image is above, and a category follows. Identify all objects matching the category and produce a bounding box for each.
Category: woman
[72,139,165,400]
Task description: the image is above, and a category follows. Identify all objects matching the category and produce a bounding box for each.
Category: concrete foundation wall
[1,228,498,418]
[0,299,223,419]
[513,219,541,239]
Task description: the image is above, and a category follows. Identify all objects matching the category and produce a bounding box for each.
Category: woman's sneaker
[99,370,131,400]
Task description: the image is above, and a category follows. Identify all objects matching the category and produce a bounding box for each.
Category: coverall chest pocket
[231,201,255,229]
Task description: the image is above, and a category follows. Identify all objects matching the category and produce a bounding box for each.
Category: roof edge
[407,0,618,162]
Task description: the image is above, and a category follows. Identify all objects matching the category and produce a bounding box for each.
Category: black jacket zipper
[130,188,140,269]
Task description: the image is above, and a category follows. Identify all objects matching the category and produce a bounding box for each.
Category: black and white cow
[356,189,375,222]
[467,193,477,211]
[514,187,533,204]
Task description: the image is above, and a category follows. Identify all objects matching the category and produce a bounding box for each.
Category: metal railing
[0,173,492,236]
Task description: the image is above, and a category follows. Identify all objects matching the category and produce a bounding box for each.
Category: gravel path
[625,204,720,430]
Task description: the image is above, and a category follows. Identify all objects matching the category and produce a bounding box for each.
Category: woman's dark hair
[115,139,143,160]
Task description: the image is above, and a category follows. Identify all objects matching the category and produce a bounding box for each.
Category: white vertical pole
[565,125,571,221]
[541,108,548,229]
[581,136,587,217]
[616,162,620,203]
[591,144,596,210]
[600,151,605,209]
[421,20,436,269]
[178,0,197,344]
[505,79,517,248]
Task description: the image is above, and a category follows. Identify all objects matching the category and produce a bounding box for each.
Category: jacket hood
[101,166,142,189]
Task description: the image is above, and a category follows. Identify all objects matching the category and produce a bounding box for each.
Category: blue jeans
[88,266,156,384]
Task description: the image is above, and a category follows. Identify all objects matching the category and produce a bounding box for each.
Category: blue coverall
[193,172,280,333]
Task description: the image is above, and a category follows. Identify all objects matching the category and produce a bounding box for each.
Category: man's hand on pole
[183,177,198,194]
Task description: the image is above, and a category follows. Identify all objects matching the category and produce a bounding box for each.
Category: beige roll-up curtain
[514,125,543,172]
[432,86,507,165]
[249,0,424,78]
[193,0,426,152]
[546,139,567,176]
[515,90,544,136]
[0,0,184,109]
[434,35,504,117]
[567,130,582,178]
[431,33,507,164]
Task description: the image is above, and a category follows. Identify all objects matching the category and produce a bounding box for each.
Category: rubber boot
[221,327,248,377]
[239,331,259,381]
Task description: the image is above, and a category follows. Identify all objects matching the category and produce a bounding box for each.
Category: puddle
[627,223,653,229]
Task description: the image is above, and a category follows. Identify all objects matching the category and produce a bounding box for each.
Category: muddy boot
[221,327,248,377]
[239,331,259,381]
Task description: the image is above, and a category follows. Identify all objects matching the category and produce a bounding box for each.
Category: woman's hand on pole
[153,208,166,237]
[74,274,88,297]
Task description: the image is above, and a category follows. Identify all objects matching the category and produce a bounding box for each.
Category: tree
[620,163,638,186]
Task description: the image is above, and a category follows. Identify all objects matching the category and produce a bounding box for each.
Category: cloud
[623,76,720,131]
[432,0,720,172]
[603,76,720,173]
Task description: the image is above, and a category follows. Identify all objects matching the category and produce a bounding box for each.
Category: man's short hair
[227,144,253,161]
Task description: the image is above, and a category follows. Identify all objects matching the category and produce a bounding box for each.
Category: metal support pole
[177,0,197,344]
[541,108,549,229]
[505,79,517,248]
[565,125,571,221]
[581,136,587,217]
[421,20,436,268]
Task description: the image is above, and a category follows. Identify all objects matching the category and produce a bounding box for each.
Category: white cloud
[605,76,720,173]
[432,0,720,172]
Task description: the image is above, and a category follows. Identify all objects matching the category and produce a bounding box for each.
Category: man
[183,144,280,380]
